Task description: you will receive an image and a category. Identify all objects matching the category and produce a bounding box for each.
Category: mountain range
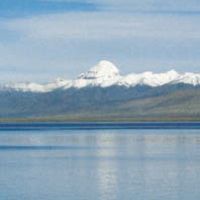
[1,60,200,122]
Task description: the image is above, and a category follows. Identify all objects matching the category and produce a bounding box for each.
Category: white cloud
[2,12,200,41]
[1,7,200,82]
[2,12,140,40]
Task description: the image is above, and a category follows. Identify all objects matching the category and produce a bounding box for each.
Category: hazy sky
[0,0,200,82]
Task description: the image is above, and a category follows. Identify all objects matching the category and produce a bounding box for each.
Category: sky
[0,0,200,82]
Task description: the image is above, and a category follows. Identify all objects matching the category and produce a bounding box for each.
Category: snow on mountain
[171,72,200,86]
[5,78,70,93]
[118,70,180,87]
[69,60,121,89]
[2,60,200,93]
[78,60,120,80]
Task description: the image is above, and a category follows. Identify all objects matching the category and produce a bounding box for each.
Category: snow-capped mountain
[3,60,200,93]
[0,60,200,120]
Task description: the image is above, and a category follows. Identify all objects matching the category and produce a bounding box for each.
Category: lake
[0,126,200,200]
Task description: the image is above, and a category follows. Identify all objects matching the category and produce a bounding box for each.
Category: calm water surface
[0,128,200,200]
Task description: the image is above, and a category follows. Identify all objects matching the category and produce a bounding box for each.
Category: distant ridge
[3,60,200,93]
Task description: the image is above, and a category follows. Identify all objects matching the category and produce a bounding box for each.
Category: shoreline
[1,121,200,130]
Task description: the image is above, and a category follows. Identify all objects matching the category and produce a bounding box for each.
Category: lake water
[0,127,200,200]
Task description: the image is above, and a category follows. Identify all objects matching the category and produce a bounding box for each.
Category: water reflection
[0,129,200,200]
[95,134,118,200]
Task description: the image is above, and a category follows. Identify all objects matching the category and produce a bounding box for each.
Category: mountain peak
[166,69,179,76]
[78,60,120,79]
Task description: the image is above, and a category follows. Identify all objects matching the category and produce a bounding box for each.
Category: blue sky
[0,0,200,82]
[0,0,99,17]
